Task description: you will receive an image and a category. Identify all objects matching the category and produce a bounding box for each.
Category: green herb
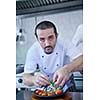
[49,81,55,86]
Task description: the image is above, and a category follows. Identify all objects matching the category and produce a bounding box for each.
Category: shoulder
[55,38,67,53]
[27,41,40,55]
[56,37,68,51]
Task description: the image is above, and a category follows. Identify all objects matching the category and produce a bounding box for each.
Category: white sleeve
[67,24,83,61]
[24,45,38,73]
[67,42,83,61]
[72,24,83,46]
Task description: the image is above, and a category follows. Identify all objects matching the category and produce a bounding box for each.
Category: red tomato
[35,90,41,94]
[55,89,63,95]
[41,92,47,96]
[50,92,56,96]
[38,91,43,95]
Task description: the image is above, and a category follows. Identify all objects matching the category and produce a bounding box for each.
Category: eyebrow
[48,35,54,38]
[39,34,54,38]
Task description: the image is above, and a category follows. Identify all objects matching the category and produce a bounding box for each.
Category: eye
[39,38,45,42]
[48,35,54,41]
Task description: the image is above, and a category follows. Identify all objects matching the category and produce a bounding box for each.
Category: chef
[23,21,83,87]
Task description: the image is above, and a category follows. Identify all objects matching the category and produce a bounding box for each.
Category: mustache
[44,46,53,49]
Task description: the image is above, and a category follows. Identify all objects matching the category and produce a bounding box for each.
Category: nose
[45,39,50,46]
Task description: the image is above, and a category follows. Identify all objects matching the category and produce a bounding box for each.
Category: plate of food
[32,79,73,99]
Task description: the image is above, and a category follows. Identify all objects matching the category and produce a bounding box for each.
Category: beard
[44,46,54,54]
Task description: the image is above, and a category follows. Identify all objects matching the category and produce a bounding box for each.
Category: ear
[56,33,58,38]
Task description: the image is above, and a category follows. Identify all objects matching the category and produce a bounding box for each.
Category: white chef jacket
[24,25,83,79]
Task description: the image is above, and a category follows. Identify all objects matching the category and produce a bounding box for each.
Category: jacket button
[42,56,44,58]
[56,53,58,55]
[44,67,46,69]
[56,64,59,66]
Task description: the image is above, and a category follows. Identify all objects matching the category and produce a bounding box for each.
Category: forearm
[23,73,34,86]
[64,55,83,73]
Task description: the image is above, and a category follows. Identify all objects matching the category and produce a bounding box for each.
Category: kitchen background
[16,0,83,90]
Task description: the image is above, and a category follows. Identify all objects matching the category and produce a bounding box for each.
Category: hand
[53,66,70,87]
[32,73,50,87]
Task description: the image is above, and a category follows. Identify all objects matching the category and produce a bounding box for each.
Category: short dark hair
[35,21,57,38]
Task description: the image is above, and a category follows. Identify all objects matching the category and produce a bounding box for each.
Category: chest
[38,51,66,75]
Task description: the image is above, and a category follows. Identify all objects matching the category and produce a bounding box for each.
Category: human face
[36,28,58,54]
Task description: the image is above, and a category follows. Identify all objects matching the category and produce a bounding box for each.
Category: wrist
[64,64,73,73]
[63,65,73,78]
[31,75,35,85]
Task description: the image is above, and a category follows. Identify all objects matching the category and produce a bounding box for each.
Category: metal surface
[16,0,83,16]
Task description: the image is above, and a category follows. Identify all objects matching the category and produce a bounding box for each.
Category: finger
[54,76,63,86]
[53,72,58,82]
[32,76,40,87]
[59,77,68,87]
[40,77,49,84]
[40,73,50,82]
[35,83,40,87]
[39,81,47,86]
[34,81,41,87]
[37,80,47,86]
[33,76,42,87]
[38,76,49,85]
[35,79,46,87]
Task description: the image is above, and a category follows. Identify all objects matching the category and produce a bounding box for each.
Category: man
[23,21,83,87]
